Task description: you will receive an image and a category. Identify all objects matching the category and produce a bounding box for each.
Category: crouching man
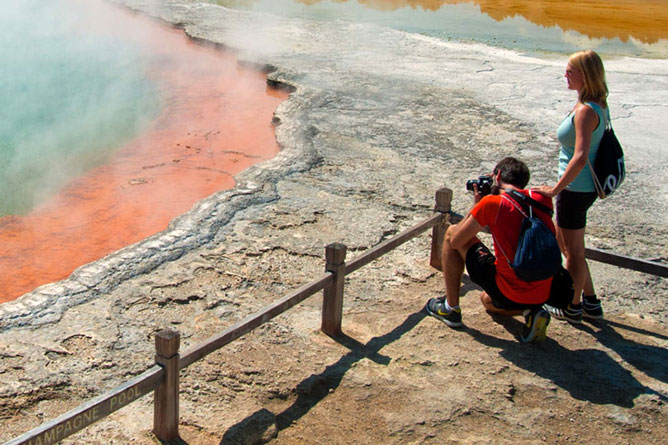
[426,157,572,343]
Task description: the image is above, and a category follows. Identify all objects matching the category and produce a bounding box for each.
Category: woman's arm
[537,103,599,198]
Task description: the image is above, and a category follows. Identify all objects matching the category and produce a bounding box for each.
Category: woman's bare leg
[557,226,593,305]
[582,260,595,297]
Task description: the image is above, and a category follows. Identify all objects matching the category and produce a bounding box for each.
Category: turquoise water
[0,1,161,216]
[211,0,668,58]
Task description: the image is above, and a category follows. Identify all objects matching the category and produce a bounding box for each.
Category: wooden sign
[7,367,163,445]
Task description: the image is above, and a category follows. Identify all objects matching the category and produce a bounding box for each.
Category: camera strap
[503,188,553,218]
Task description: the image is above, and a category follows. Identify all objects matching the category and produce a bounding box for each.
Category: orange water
[457,0,668,43]
[303,0,668,43]
[0,1,287,303]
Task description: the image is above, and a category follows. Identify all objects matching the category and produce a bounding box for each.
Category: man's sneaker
[425,297,462,328]
[582,295,604,319]
[545,303,582,324]
[520,307,551,343]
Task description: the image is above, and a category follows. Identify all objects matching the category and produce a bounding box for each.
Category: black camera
[466,175,493,196]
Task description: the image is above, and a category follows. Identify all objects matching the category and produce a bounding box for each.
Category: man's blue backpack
[496,189,562,282]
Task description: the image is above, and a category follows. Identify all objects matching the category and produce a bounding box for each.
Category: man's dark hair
[493,157,530,189]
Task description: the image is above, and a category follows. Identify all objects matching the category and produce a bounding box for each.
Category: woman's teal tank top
[557,102,608,192]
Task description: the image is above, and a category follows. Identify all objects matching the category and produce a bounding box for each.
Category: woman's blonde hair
[569,50,608,107]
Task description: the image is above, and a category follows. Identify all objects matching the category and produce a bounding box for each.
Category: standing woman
[537,50,608,323]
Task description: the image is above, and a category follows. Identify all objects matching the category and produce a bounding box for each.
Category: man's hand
[472,184,484,204]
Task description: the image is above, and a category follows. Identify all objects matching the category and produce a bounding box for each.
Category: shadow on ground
[218,310,426,444]
[580,319,668,385]
[470,315,667,407]
[204,306,668,444]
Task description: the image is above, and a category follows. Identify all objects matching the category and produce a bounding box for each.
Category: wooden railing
[446,211,668,278]
[5,187,667,444]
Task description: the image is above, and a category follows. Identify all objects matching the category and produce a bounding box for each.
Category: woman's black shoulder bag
[588,107,625,199]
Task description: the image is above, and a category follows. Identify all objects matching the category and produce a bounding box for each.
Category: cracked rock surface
[1,1,667,443]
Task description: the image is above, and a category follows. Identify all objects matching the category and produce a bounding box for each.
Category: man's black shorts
[465,242,572,310]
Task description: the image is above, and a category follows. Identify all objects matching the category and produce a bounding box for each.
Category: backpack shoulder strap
[587,158,606,199]
[605,106,612,130]
[504,189,554,218]
[586,101,612,131]
[495,194,527,266]
[501,193,527,217]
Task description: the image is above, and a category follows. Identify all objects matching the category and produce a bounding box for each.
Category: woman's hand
[534,185,557,198]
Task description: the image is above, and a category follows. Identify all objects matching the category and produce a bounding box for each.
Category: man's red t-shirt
[469,189,556,305]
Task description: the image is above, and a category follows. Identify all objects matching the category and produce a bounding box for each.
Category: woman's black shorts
[556,189,598,230]
[465,242,573,310]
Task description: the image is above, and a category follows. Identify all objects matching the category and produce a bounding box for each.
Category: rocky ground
[1,1,667,443]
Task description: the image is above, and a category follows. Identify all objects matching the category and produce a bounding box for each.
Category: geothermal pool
[0,0,286,302]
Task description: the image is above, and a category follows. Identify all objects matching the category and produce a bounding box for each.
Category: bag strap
[605,106,612,131]
[501,193,528,218]
[586,103,611,199]
[587,158,606,199]
[493,233,512,266]
[504,189,554,218]
[586,101,611,131]
[493,194,524,266]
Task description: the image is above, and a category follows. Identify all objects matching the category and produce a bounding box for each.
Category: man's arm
[450,213,483,250]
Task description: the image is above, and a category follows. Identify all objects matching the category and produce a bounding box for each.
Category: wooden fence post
[322,243,347,336]
[430,187,453,271]
[153,329,180,442]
